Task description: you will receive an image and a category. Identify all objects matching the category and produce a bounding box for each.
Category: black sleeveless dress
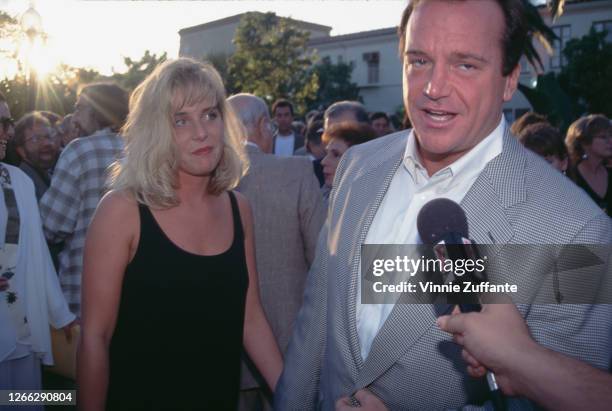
[107,191,249,410]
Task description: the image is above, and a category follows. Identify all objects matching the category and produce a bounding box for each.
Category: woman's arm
[234,191,284,392]
[76,191,138,411]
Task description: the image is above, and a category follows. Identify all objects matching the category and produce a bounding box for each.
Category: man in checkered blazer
[275,0,612,409]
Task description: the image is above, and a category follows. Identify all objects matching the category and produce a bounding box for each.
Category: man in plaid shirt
[40,83,129,315]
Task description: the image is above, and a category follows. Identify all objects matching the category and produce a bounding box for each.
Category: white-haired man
[229,93,325,410]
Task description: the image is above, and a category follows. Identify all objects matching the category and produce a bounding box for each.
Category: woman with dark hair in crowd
[518,123,568,173]
[510,111,548,136]
[321,122,376,199]
[565,114,612,216]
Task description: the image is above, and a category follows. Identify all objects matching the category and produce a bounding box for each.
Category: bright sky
[0,0,406,76]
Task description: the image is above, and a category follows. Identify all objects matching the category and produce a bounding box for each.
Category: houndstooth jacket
[275,127,612,410]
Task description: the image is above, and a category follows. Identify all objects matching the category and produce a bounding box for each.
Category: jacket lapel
[462,127,525,245]
[354,128,526,388]
[337,134,406,373]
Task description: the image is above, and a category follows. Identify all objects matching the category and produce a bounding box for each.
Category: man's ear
[503,64,521,102]
[257,116,267,136]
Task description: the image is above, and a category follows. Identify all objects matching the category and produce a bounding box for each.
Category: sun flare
[17,36,59,80]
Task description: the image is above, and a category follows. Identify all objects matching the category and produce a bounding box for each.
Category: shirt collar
[403,116,505,182]
[277,132,294,139]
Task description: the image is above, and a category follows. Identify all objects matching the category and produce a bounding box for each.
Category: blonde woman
[77,59,282,410]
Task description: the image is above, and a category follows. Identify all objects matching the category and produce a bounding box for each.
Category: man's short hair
[13,112,51,147]
[369,112,390,123]
[305,120,324,147]
[228,93,269,135]
[305,110,321,126]
[272,99,294,116]
[78,82,129,132]
[518,123,567,160]
[324,101,369,125]
[510,111,548,136]
[398,0,529,76]
[39,111,61,126]
[322,122,377,147]
[565,114,611,165]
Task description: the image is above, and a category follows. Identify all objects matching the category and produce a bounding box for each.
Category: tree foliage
[227,12,318,114]
[204,52,230,89]
[306,58,361,110]
[557,28,612,117]
[112,50,167,90]
[518,74,574,131]
[0,11,19,60]
[0,49,167,120]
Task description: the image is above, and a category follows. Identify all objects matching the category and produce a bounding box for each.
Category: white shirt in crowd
[274,132,295,157]
[357,117,506,361]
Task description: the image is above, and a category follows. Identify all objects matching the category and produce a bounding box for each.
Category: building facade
[179,1,612,118]
[179,12,331,63]
[308,28,402,113]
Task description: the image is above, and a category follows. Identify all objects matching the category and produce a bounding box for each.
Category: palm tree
[517,0,578,131]
[522,0,565,73]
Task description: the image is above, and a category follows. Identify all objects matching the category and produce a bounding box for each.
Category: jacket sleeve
[274,220,330,410]
[297,161,326,267]
[457,213,612,411]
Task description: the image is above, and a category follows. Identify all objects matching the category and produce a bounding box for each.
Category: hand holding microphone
[417,198,507,410]
[436,303,536,398]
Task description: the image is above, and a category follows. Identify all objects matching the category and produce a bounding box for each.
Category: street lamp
[20,2,43,111]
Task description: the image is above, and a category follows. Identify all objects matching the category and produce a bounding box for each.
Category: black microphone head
[417,198,469,245]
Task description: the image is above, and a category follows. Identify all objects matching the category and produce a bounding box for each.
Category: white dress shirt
[274,132,295,157]
[356,117,506,361]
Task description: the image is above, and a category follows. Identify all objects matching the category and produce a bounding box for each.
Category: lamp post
[20,2,43,112]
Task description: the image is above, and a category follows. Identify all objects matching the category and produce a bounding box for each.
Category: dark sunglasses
[1,117,14,132]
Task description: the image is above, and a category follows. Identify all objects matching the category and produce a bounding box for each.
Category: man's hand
[335,389,389,411]
[437,304,538,396]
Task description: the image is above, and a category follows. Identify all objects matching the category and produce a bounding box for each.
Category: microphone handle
[458,304,507,411]
[487,372,507,411]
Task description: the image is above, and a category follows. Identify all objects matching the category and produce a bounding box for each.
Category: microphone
[417,198,506,411]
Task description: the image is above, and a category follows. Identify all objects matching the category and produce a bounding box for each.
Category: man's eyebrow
[405,49,428,57]
[450,51,489,63]
[404,50,489,64]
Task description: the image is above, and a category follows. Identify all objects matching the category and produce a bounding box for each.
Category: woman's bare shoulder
[94,189,140,227]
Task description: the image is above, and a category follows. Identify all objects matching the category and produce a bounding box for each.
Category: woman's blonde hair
[109,58,248,209]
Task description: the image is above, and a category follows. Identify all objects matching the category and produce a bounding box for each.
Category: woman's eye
[204,110,219,121]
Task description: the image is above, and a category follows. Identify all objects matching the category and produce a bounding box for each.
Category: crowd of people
[0,0,611,409]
